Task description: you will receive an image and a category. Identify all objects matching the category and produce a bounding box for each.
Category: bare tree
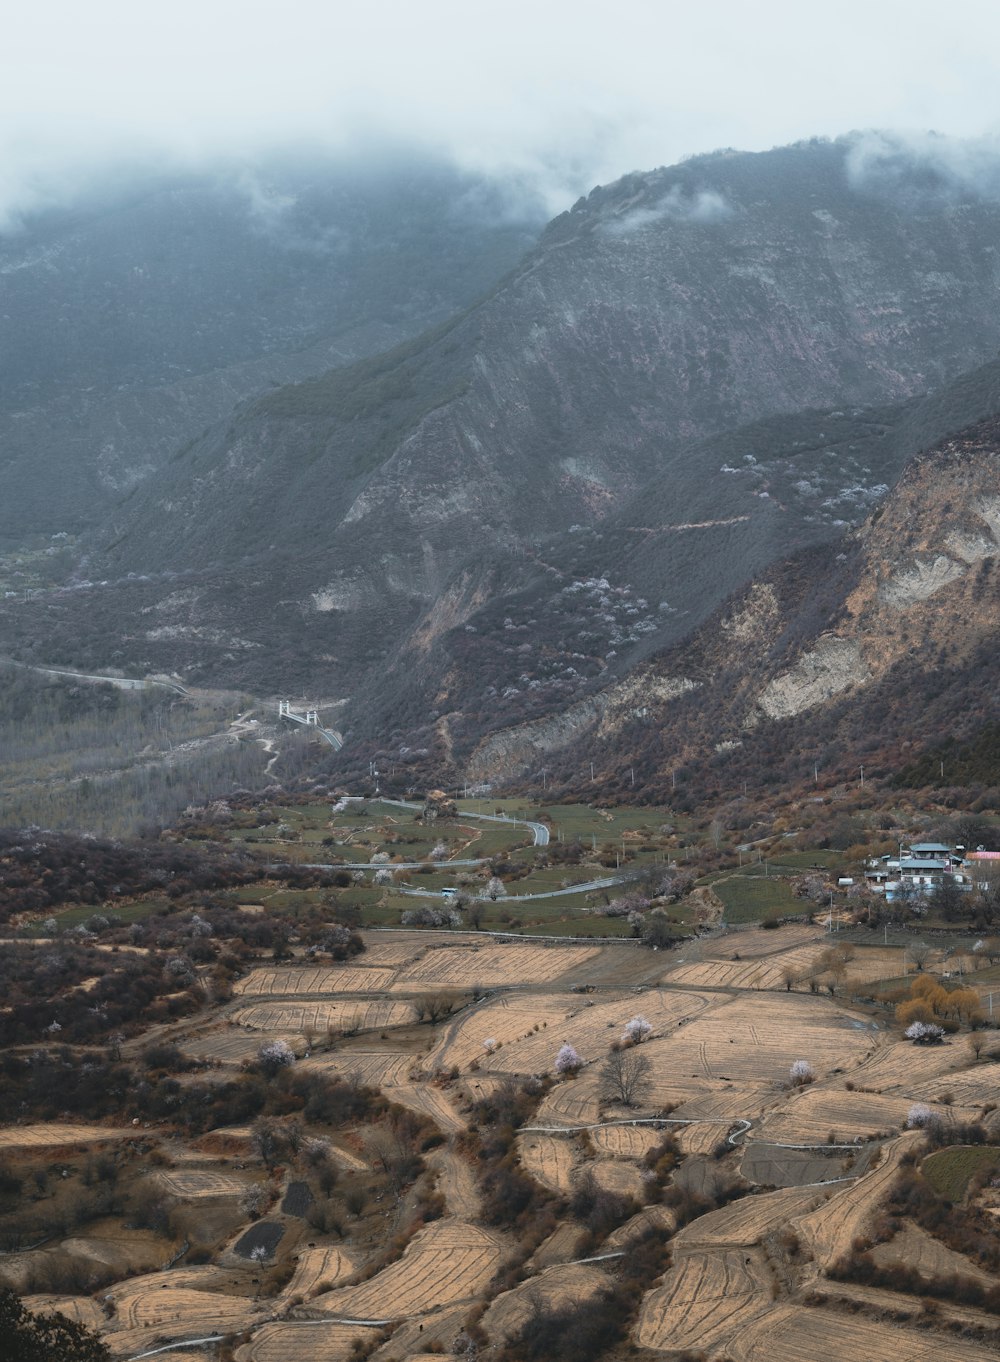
[600,1046,652,1107]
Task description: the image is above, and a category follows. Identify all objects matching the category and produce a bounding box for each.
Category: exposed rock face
[523,414,1000,800]
[755,638,870,722]
[8,138,1000,747]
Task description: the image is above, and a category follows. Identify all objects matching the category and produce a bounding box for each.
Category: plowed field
[234,967,397,996]
[589,1160,644,1200]
[283,1246,357,1300]
[309,1221,502,1319]
[153,1169,247,1198]
[234,1321,366,1362]
[791,1132,922,1270]
[22,1295,106,1332]
[635,1248,772,1352]
[517,1133,579,1194]
[230,999,415,1033]
[727,1303,998,1362]
[590,1124,663,1159]
[383,1083,466,1134]
[393,943,597,989]
[426,994,577,1072]
[664,947,823,991]
[0,1123,129,1148]
[673,1186,820,1248]
[482,1263,609,1342]
[480,990,712,1074]
[757,1088,946,1144]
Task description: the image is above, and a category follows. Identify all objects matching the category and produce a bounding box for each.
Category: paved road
[399,874,623,903]
[376,796,550,846]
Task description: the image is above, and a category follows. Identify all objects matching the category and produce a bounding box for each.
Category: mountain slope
[0,154,542,537]
[9,136,1000,719]
[471,413,1000,804]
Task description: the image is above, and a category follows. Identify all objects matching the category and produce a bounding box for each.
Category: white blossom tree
[555,1042,583,1075]
[622,1015,652,1045]
[906,1102,934,1128]
[258,1039,296,1073]
[789,1059,814,1086]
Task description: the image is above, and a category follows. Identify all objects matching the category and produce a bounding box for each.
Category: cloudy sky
[5,0,1000,217]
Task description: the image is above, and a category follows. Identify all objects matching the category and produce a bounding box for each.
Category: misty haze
[2,5,1000,1360]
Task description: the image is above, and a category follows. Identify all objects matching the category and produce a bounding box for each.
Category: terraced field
[283,1246,357,1301]
[756,1087,955,1145]
[309,1221,503,1319]
[234,1321,367,1362]
[726,1303,1000,1362]
[153,1168,248,1199]
[0,1123,130,1149]
[479,990,713,1074]
[425,993,577,1072]
[230,998,416,1034]
[482,1263,610,1342]
[635,1248,773,1352]
[517,1132,580,1194]
[673,1185,820,1248]
[233,966,398,995]
[791,1132,922,1270]
[392,943,598,989]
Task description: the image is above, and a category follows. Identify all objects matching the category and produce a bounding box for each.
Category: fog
[5,0,1000,227]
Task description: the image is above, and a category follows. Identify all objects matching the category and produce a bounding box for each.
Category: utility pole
[590,762,594,782]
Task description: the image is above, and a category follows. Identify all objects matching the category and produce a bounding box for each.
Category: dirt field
[588,1159,645,1201]
[740,1141,873,1187]
[153,1168,248,1199]
[382,1083,467,1134]
[726,1303,1000,1362]
[673,1186,820,1248]
[427,1147,481,1219]
[234,1321,368,1362]
[426,993,578,1073]
[756,1087,957,1144]
[309,1221,503,1320]
[392,942,598,989]
[700,924,823,959]
[234,966,398,996]
[791,1132,923,1270]
[482,1263,610,1342]
[0,1123,130,1149]
[478,990,713,1075]
[635,1248,773,1352]
[231,998,417,1034]
[870,1222,996,1284]
[516,1132,580,1195]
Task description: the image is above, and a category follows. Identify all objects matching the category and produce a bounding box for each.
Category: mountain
[0,152,543,538]
[466,411,1000,806]
[6,135,1000,749]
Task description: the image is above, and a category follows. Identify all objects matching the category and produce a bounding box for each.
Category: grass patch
[712,875,800,924]
[922,1145,1000,1202]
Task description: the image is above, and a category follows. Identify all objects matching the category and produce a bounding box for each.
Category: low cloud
[602,185,734,237]
[846,130,1000,201]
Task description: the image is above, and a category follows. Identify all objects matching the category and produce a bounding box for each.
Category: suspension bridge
[277,699,344,749]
